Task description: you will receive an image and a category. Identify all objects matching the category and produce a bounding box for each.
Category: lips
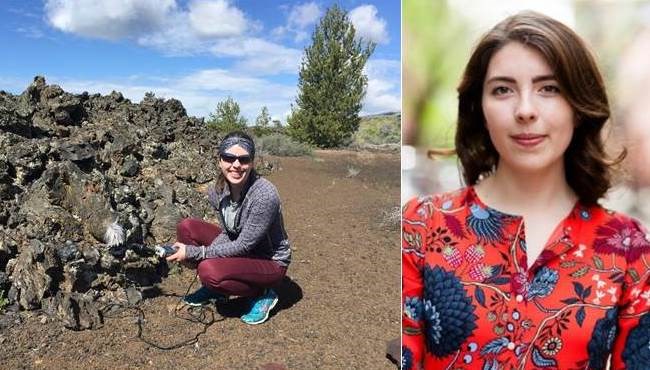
[511,133,546,147]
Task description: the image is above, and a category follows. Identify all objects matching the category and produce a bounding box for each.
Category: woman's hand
[166,242,187,262]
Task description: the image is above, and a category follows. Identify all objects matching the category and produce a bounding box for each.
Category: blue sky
[0,0,400,121]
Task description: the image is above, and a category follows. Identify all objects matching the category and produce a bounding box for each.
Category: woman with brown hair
[167,131,291,325]
[402,11,650,369]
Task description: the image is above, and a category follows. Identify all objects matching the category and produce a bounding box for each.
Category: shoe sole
[182,297,227,307]
[182,299,209,307]
[241,296,279,325]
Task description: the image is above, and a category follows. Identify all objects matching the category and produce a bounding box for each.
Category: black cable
[38,262,223,351]
[99,270,224,350]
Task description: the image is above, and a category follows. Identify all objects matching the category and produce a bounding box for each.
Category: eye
[491,86,511,96]
[540,85,561,94]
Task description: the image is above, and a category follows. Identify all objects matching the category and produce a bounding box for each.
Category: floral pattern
[404,296,423,322]
[594,218,650,263]
[525,266,559,300]
[402,346,413,370]
[466,203,510,244]
[587,307,618,369]
[623,312,650,369]
[422,265,478,358]
[402,187,650,369]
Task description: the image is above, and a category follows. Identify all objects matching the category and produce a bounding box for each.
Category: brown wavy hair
[453,11,624,205]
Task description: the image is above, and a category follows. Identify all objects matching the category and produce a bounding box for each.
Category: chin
[228,175,247,184]
[506,157,556,174]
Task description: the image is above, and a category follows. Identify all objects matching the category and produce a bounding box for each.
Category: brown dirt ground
[0,150,400,370]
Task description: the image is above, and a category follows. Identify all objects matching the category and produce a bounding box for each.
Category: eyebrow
[485,74,557,85]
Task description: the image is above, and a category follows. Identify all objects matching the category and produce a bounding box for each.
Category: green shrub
[353,113,401,146]
[250,125,286,137]
[256,134,312,157]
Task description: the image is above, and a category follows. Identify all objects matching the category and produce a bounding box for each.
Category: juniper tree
[206,96,247,132]
[255,106,271,128]
[287,4,375,148]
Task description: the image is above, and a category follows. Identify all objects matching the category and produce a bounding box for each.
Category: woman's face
[219,144,253,187]
[481,41,574,175]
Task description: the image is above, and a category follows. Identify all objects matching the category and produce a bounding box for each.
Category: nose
[515,94,538,124]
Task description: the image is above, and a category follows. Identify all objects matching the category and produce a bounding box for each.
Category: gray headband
[219,136,255,159]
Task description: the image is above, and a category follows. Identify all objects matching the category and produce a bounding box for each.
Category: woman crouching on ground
[167,131,291,325]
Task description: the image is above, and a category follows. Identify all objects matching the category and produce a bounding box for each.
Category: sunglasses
[220,153,252,164]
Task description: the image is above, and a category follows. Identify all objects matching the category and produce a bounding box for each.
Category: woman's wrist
[184,244,201,260]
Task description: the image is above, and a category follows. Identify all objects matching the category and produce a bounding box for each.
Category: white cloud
[45,0,176,40]
[274,2,321,42]
[16,26,45,39]
[288,2,321,29]
[188,0,247,38]
[210,37,302,75]
[271,26,287,38]
[362,58,401,114]
[43,0,292,76]
[365,59,400,76]
[136,13,210,56]
[364,78,400,114]
[176,69,268,93]
[349,5,389,44]
[293,30,310,43]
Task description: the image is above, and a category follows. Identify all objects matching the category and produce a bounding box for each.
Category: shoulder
[403,187,471,222]
[247,177,280,204]
[250,176,278,193]
[582,204,649,233]
[582,204,650,262]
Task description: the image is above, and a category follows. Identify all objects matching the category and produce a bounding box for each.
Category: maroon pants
[176,218,286,297]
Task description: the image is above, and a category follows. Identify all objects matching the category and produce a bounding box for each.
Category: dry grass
[380,206,401,228]
[346,166,361,178]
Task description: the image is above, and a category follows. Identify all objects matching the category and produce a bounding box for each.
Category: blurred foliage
[575,2,648,84]
[249,125,285,137]
[353,112,401,146]
[403,0,471,148]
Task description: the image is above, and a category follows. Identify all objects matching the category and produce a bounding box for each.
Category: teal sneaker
[182,286,227,306]
[241,288,279,325]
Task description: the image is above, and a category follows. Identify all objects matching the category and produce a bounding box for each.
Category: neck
[475,160,577,215]
[229,183,243,202]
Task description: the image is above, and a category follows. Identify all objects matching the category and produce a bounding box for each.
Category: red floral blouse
[402,187,650,370]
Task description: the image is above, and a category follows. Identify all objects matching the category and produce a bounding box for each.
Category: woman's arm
[610,217,650,369]
[185,182,280,260]
[402,197,429,369]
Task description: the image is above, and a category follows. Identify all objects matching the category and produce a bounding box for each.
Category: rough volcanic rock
[43,291,103,330]
[0,76,225,330]
[7,240,62,310]
[0,233,18,269]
